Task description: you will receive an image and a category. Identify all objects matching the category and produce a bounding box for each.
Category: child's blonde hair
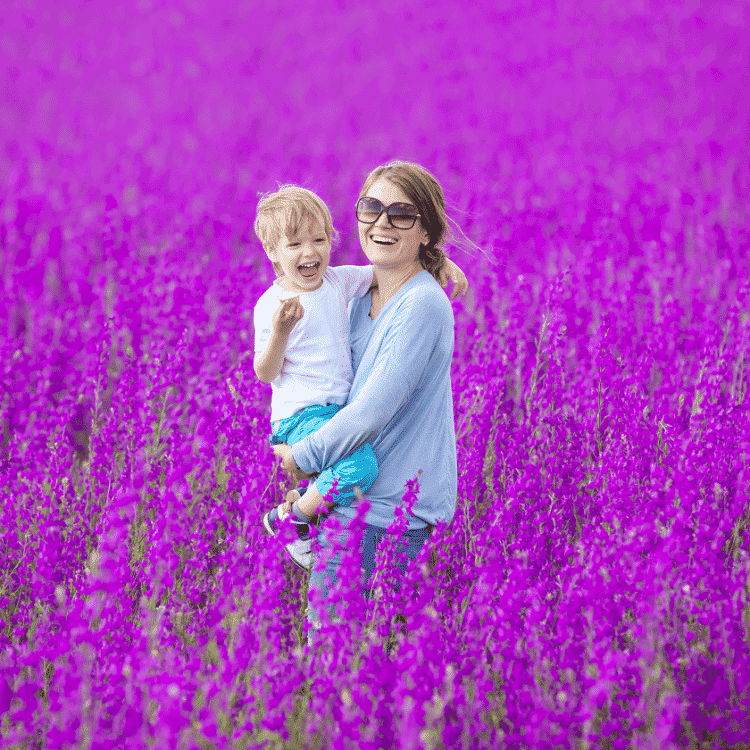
[254,185,336,275]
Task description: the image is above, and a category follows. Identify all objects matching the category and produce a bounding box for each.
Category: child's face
[270,216,331,293]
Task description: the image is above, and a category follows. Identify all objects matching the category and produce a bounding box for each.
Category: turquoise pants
[270,403,378,506]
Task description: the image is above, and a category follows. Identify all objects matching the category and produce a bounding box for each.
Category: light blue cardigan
[292,270,458,530]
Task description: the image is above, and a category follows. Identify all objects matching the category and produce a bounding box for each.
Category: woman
[274,159,460,628]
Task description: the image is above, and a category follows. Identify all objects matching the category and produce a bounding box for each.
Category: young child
[253,185,466,569]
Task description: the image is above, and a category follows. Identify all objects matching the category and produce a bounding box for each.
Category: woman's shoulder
[403,272,453,308]
[393,272,454,325]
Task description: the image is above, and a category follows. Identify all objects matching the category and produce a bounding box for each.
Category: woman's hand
[440,258,469,299]
[273,443,313,481]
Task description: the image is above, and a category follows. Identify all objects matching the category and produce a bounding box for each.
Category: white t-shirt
[253,265,374,423]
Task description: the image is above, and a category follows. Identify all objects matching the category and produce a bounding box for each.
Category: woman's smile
[369,234,398,246]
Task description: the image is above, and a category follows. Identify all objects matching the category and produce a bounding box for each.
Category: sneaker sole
[285,539,312,571]
[262,512,276,537]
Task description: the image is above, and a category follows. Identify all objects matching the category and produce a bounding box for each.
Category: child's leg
[314,443,378,508]
[272,403,350,517]
[265,405,376,539]
[288,442,377,526]
[272,404,341,448]
[265,405,339,530]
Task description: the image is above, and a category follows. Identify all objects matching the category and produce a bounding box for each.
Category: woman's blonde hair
[359,160,448,281]
[254,185,336,275]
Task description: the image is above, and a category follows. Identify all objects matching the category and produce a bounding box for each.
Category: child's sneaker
[262,489,314,569]
[285,538,313,570]
[262,503,289,536]
[262,490,310,539]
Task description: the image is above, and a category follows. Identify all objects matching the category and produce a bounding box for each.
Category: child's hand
[440,258,469,299]
[272,296,304,335]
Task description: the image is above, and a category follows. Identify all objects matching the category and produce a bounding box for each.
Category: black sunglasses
[355,197,420,230]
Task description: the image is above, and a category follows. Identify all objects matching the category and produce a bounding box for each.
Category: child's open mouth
[298,262,320,278]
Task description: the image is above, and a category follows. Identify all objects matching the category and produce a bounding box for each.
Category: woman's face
[358,179,429,273]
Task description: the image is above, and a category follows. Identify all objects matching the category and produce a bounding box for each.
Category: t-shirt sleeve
[327,265,375,302]
[292,290,451,474]
[253,293,277,353]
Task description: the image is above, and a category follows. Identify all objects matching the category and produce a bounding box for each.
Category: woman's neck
[370,263,422,318]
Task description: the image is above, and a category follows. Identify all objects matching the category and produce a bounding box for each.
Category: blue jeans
[307,518,432,635]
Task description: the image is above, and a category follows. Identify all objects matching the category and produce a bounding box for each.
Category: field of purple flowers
[2,0,749,747]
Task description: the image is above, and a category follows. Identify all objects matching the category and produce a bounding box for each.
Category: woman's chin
[365,245,418,270]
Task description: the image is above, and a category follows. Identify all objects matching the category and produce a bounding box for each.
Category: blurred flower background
[1,1,749,748]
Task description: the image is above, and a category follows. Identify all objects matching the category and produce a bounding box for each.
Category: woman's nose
[373,210,391,229]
